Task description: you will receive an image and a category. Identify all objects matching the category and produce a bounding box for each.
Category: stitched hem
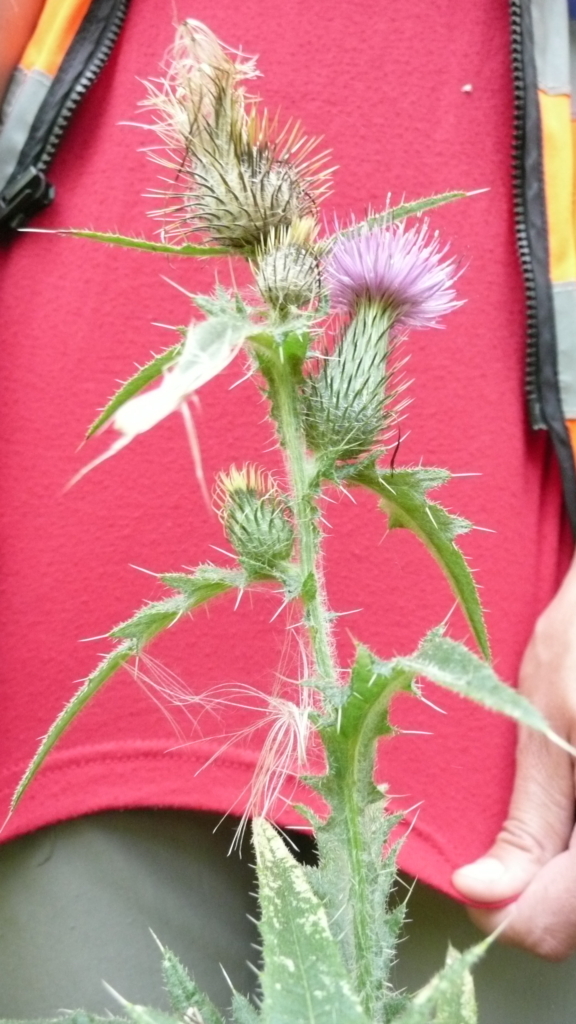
[0,739,473,900]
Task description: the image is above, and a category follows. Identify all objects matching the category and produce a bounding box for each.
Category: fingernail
[456,857,506,882]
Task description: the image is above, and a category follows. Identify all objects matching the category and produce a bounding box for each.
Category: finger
[452,724,574,904]
[465,842,576,961]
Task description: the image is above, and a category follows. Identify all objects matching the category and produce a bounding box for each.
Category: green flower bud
[256,240,320,309]
[216,466,294,574]
[301,302,395,461]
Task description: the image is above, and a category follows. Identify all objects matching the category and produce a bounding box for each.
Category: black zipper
[509,0,576,534]
[509,0,544,428]
[0,0,130,234]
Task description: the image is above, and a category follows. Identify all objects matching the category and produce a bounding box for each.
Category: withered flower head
[140,21,332,253]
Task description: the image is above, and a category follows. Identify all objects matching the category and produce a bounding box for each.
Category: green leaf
[159,943,224,1024]
[309,644,410,1021]
[309,649,409,1017]
[347,465,489,660]
[102,990,181,1024]
[253,819,369,1024]
[397,628,576,754]
[86,343,183,438]
[308,623,574,1019]
[317,645,411,808]
[191,286,252,320]
[109,595,197,645]
[386,192,468,225]
[34,228,230,257]
[430,946,478,1024]
[394,940,486,1024]
[9,641,135,814]
[230,993,261,1024]
[108,566,247,646]
[320,629,575,762]
[9,566,247,815]
[332,193,468,244]
[160,565,247,598]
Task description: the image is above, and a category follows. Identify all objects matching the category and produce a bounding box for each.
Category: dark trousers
[0,810,575,1023]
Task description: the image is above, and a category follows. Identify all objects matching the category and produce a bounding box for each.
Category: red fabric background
[0,0,571,896]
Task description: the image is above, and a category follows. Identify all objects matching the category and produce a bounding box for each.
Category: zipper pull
[0,166,54,236]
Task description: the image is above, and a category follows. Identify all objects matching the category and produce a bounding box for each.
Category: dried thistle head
[215,465,294,574]
[140,21,333,253]
[140,20,258,152]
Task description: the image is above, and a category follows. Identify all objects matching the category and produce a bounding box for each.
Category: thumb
[452,725,574,904]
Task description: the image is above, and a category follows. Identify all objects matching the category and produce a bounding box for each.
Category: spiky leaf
[253,819,368,1024]
[190,286,252,321]
[394,940,486,1024]
[32,228,230,256]
[87,343,183,438]
[317,645,411,807]
[160,944,224,1024]
[397,628,575,753]
[230,993,261,1024]
[110,566,246,646]
[10,566,247,813]
[308,798,406,1024]
[161,565,247,597]
[110,596,191,645]
[10,641,135,813]
[306,647,410,1021]
[102,992,182,1024]
[346,465,489,660]
[332,192,468,244]
[429,946,478,1024]
[386,192,468,225]
[308,624,573,1020]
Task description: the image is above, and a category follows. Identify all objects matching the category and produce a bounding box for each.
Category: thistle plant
[10,19,575,1024]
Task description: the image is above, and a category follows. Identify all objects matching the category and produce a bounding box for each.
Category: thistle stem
[269,342,386,1017]
[272,356,337,688]
[341,767,382,1015]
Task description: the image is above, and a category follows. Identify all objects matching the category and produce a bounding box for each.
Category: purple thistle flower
[325,220,462,328]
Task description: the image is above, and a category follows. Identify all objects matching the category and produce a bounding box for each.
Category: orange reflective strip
[539,91,576,282]
[572,119,576,246]
[566,420,576,462]
[20,0,92,77]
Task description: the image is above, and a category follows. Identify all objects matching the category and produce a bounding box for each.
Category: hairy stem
[272,353,338,688]
[345,792,376,1013]
[269,342,389,1016]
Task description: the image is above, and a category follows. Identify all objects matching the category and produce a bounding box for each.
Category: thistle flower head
[140,21,332,252]
[216,463,271,500]
[215,465,294,574]
[325,220,462,328]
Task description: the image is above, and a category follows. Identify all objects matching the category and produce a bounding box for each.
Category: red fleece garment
[0,0,571,898]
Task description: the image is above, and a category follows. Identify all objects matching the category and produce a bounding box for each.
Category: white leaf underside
[69,316,248,488]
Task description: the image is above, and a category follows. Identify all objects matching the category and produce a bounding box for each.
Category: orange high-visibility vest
[0,0,129,233]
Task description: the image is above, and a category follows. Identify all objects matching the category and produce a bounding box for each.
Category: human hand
[452,552,576,960]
